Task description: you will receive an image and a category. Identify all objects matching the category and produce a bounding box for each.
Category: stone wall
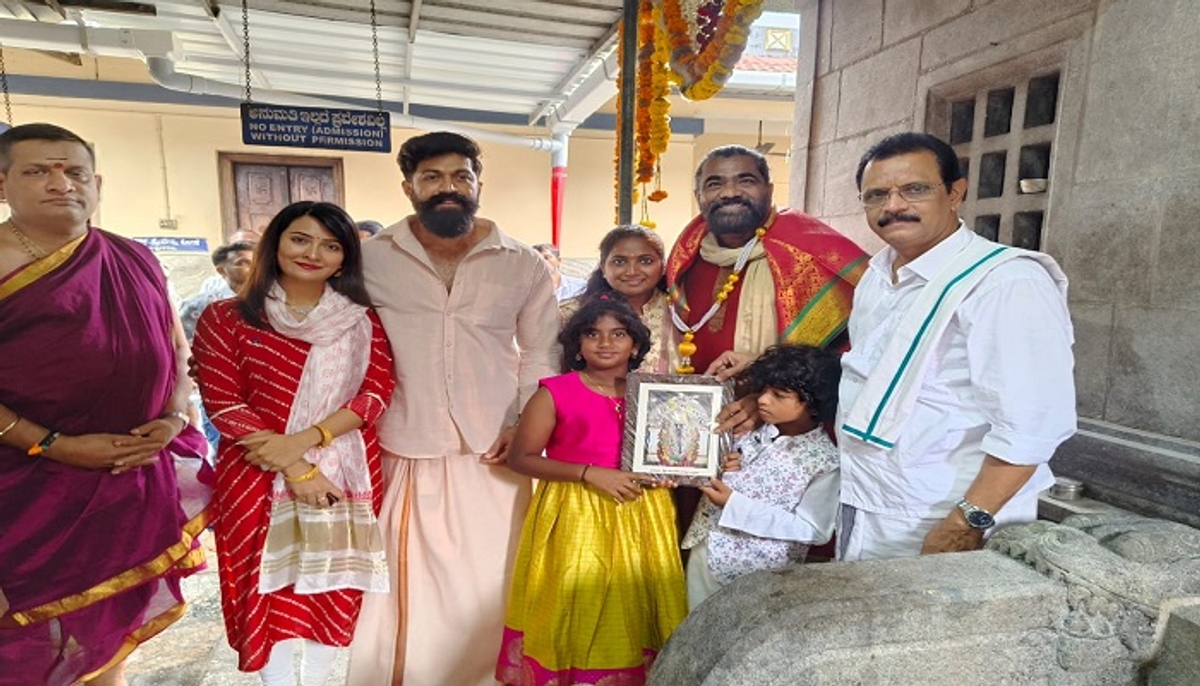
[791,0,1200,517]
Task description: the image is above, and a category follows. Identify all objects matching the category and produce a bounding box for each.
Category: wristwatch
[955,498,996,530]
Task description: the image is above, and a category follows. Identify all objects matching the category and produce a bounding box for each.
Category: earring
[575,353,582,361]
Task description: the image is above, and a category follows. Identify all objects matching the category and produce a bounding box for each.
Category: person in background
[534,242,587,302]
[356,220,383,241]
[560,225,675,373]
[838,132,1075,561]
[682,344,841,609]
[0,122,208,686]
[193,201,394,686]
[180,241,254,342]
[497,296,686,685]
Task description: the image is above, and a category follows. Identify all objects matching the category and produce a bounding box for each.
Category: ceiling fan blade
[755,141,775,154]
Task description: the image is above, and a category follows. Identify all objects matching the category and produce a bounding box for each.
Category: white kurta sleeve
[717,469,840,544]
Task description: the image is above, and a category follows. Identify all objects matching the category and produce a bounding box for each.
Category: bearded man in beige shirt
[346,132,560,686]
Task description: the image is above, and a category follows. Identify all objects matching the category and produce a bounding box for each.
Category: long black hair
[558,296,652,372]
[583,224,668,297]
[238,201,372,328]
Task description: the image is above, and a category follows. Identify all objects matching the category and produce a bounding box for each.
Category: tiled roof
[735,54,797,73]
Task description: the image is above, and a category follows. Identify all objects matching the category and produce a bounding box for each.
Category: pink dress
[495,373,687,686]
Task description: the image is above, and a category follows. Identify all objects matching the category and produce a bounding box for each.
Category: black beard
[415,192,478,238]
[704,197,769,236]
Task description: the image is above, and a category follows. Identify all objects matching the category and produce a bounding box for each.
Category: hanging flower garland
[659,0,763,101]
[632,0,673,227]
[617,0,762,223]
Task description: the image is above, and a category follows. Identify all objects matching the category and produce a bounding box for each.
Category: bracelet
[580,465,590,483]
[313,423,333,449]
[160,410,190,428]
[27,430,61,456]
[0,416,19,439]
[284,463,321,484]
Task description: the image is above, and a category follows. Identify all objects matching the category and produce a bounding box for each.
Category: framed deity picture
[621,373,735,487]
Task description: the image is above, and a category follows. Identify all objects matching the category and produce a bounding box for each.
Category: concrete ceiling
[0,0,800,133]
[0,0,624,130]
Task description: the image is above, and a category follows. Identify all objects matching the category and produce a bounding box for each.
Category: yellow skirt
[497,480,687,685]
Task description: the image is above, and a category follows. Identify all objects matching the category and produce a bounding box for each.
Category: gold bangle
[284,463,320,484]
[0,416,19,439]
[313,424,333,448]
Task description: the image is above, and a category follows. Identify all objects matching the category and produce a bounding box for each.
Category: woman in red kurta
[193,201,395,686]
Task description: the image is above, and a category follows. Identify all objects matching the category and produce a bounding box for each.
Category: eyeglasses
[858,182,941,208]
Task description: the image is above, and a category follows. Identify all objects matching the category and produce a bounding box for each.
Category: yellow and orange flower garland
[661,0,764,101]
[616,0,764,224]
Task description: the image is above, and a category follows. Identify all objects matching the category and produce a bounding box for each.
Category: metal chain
[0,45,12,125]
[242,0,252,103]
[370,0,382,112]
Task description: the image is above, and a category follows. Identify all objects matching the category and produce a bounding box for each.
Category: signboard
[240,103,391,153]
[134,236,210,253]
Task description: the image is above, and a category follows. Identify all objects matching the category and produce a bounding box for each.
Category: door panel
[289,167,337,203]
[235,164,290,237]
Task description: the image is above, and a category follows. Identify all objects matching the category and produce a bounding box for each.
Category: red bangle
[580,465,591,483]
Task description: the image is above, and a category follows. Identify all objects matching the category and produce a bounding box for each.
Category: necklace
[580,371,625,414]
[6,220,49,260]
[670,222,769,374]
[286,301,317,317]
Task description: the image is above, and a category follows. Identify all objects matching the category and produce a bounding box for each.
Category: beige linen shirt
[363,218,560,458]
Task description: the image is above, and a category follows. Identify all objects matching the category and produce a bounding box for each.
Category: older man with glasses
[836,131,1076,562]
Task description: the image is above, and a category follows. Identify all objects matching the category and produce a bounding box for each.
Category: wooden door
[219,153,344,241]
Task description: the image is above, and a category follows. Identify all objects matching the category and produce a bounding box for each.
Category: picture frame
[621,373,735,487]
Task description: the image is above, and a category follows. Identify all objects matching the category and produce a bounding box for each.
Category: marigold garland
[617,0,761,222]
[659,0,763,101]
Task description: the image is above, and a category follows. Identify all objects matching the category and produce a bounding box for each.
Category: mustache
[876,212,921,228]
[711,198,754,212]
[419,191,475,212]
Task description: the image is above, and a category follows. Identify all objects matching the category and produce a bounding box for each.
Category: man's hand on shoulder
[480,425,517,466]
[920,511,985,555]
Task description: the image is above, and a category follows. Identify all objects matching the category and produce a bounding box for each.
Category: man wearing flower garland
[666,145,868,378]
[665,145,867,552]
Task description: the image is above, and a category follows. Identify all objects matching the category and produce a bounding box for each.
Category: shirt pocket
[461,279,527,331]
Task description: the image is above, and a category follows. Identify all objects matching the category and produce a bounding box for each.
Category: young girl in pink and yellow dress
[495,296,687,686]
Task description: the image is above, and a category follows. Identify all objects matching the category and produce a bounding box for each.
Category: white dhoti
[347,451,531,686]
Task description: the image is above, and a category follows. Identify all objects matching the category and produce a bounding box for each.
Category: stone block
[1152,175,1200,310]
[835,38,920,139]
[1151,603,1200,686]
[649,551,1065,685]
[800,143,827,215]
[1068,301,1114,419]
[810,71,840,146]
[823,122,913,217]
[815,0,832,76]
[1093,0,1200,62]
[1075,51,1200,185]
[920,0,1096,70]
[882,0,970,46]
[1105,306,1200,441]
[829,0,882,71]
[1055,179,1157,305]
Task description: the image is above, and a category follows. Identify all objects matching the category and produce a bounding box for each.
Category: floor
[123,532,349,686]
